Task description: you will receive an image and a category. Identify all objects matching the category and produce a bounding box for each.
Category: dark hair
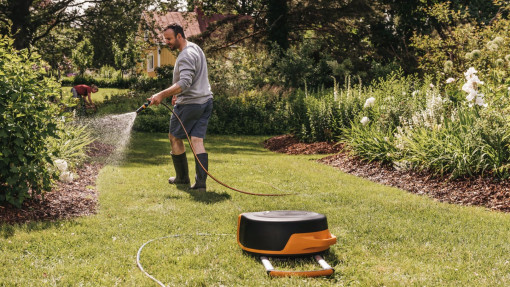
[164,24,186,39]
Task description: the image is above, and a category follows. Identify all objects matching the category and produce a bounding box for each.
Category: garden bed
[0,141,114,224]
[265,135,510,212]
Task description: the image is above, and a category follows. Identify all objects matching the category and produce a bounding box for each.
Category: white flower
[412,90,419,97]
[54,159,68,173]
[475,93,488,107]
[469,75,484,85]
[360,117,370,126]
[364,97,376,108]
[429,83,435,88]
[60,171,74,183]
[466,91,476,102]
[464,67,478,79]
[508,87,510,91]
[446,78,455,84]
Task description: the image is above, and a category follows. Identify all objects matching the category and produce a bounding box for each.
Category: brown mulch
[0,141,115,224]
[265,134,510,212]
[263,134,343,155]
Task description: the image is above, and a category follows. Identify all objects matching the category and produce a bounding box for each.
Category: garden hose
[136,100,292,197]
[136,233,234,287]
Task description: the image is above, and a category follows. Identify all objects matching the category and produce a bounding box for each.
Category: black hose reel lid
[237,210,335,255]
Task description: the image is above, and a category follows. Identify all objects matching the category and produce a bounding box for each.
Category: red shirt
[73,85,91,96]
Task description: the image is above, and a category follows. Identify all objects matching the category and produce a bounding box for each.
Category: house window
[147,53,154,72]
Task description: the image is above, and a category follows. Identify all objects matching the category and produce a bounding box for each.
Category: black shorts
[169,98,213,139]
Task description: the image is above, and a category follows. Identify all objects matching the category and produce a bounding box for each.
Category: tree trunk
[6,0,33,50]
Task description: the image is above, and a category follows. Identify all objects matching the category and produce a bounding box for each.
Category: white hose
[136,233,234,287]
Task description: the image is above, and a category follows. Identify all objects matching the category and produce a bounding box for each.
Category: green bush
[61,74,136,89]
[130,65,174,92]
[132,89,291,135]
[132,104,171,132]
[0,36,62,207]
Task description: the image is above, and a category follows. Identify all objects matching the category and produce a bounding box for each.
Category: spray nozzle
[136,100,151,114]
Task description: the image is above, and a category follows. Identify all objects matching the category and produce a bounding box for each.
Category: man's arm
[86,93,93,106]
[147,83,182,106]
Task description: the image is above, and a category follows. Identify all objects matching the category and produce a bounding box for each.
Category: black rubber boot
[168,153,190,185]
[191,153,208,191]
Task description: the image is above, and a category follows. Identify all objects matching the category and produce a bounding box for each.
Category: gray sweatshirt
[173,41,213,105]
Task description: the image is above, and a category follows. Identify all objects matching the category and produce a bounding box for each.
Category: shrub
[61,74,136,89]
[130,65,174,92]
[132,104,171,132]
[0,36,62,207]
[205,89,290,135]
[132,89,291,135]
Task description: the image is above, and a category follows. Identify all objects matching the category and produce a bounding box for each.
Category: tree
[112,33,143,77]
[266,0,289,50]
[72,38,94,75]
[0,0,101,50]
[33,24,79,79]
[83,0,166,68]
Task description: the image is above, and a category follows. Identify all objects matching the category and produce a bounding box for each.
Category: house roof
[143,8,234,44]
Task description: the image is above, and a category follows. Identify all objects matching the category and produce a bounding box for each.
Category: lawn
[1,133,509,286]
[61,86,130,103]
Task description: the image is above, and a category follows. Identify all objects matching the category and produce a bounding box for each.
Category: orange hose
[161,102,292,197]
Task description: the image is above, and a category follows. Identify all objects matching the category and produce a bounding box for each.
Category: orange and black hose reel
[237,210,337,277]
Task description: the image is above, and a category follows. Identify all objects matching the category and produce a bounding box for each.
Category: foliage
[95,91,150,116]
[342,123,397,164]
[397,106,510,178]
[33,24,78,79]
[112,33,144,75]
[208,46,274,94]
[133,89,290,135]
[295,90,339,143]
[132,104,172,133]
[47,121,95,169]
[0,36,62,207]
[98,65,121,79]
[130,65,174,92]
[84,0,170,68]
[342,67,510,179]
[72,39,94,75]
[410,2,510,86]
[274,39,335,88]
[61,74,136,89]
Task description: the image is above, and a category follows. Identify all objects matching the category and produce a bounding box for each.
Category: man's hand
[148,93,164,106]
[172,95,177,105]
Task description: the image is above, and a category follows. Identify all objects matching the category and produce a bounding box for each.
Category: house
[140,8,233,77]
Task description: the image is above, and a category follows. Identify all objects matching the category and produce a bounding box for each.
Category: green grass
[61,86,130,103]
[1,134,510,286]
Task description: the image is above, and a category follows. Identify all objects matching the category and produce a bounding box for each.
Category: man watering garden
[147,23,213,192]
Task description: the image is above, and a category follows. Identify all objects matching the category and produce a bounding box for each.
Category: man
[71,84,98,108]
[148,23,213,192]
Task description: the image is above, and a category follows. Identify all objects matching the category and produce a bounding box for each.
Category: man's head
[163,24,186,51]
[91,84,98,93]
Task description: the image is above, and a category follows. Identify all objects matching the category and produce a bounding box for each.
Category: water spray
[136,100,292,197]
